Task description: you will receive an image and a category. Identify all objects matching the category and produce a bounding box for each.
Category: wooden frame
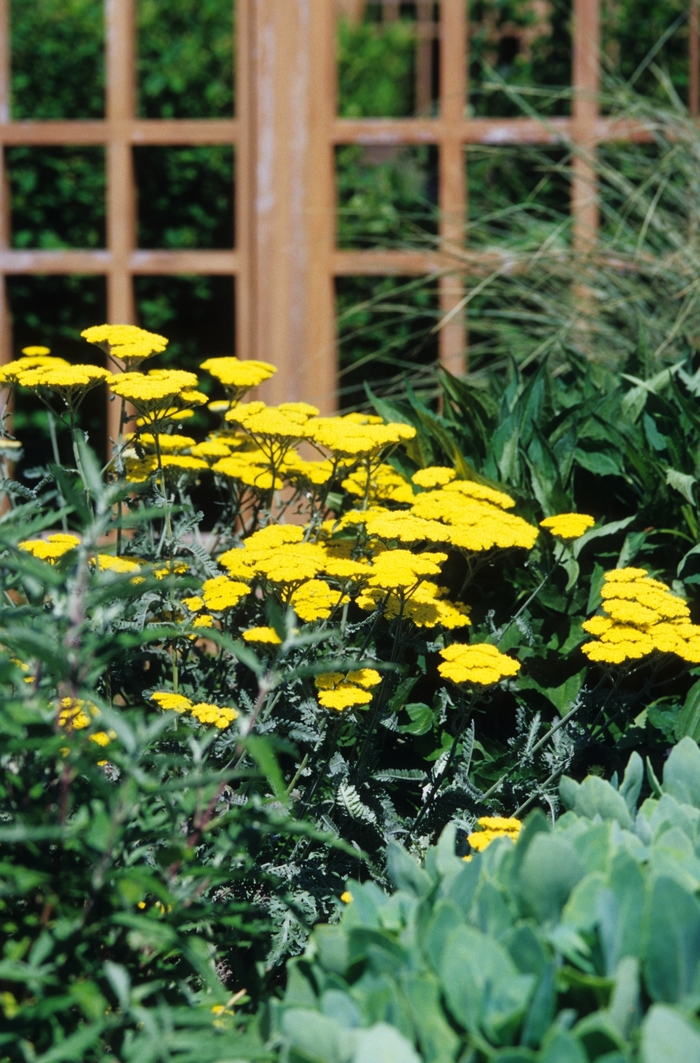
[0,1,697,435]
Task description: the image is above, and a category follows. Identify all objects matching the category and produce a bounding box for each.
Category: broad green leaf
[518,834,585,924]
[354,1023,421,1063]
[674,681,700,743]
[666,467,697,505]
[282,1008,354,1063]
[573,516,635,559]
[662,737,700,808]
[645,876,700,1003]
[641,1005,700,1063]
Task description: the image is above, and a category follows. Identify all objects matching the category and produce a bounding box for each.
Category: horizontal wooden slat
[0,249,238,273]
[130,249,238,273]
[332,115,655,146]
[0,119,238,146]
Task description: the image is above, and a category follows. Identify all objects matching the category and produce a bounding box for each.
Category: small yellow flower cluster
[58,697,115,748]
[16,363,110,408]
[540,512,595,540]
[200,356,276,404]
[82,324,168,365]
[582,567,700,664]
[150,691,238,729]
[465,816,521,857]
[19,533,81,562]
[342,462,416,505]
[307,416,416,458]
[438,643,521,686]
[358,579,471,629]
[242,626,282,645]
[0,348,70,387]
[201,575,251,612]
[109,369,207,421]
[315,668,382,711]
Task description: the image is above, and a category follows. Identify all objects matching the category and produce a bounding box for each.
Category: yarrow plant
[4,318,700,1055]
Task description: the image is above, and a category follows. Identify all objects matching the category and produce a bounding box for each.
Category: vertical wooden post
[415,1,435,116]
[571,0,599,253]
[336,0,365,23]
[105,0,137,446]
[238,0,336,412]
[691,0,699,118]
[0,0,11,368]
[438,0,467,376]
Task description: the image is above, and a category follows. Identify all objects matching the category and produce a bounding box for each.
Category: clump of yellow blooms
[465,816,521,858]
[582,567,700,664]
[58,697,115,748]
[82,324,168,366]
[19,533,81,562]
[540,512,595,540]
[109,370,207,419]
[151,691,238,729]
[438,643,521,686]
[315,668,382,711]
[242,626,283,645]
[200,356,276,405]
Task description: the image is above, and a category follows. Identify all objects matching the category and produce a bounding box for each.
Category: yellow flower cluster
[0,349,70,387]
[16,363,110,407]
[582,567,700,664]
[465,816,521,857]
[201,575,251,612]
[109,369,207,419]
[82,324,168,364]
[342,463,416,505]
[151,691,238,729]
[438,643,521,686]
[357,580,471,629]
[200,356,276,403]
[315,668,382,711]
[307,416,416,458]
[540,512,595,540]
[242,626,282,645]
[58,697,115,748]
[19,533,81,562]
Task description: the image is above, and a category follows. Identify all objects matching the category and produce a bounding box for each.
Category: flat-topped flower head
[540,512,595,540]
[151,691,192,713]
[189,702,238,729]
[200,356,276,403]
[410,483,538,552]
[108,369,203,420]
[17,364,110,409]
[315,671,376,710]
[438,642,521,686]
[21,345,51,356]
[412,466,456,488]
[307,415,416,458]
[19,533,81,563]
[201,575,251,611]
[0,352,70,387]
[242,626,282,645]
[366,548,447,592]
[290,578,347,621]
[82,324,168,366]
[225,401,319,465]
[582,566,700,664]
[466,816,521,857]
[342,463,415,505]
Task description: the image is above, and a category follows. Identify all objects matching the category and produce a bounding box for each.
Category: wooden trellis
[0,0,698,446]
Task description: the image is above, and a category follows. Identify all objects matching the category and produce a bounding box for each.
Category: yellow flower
[202,575,251,611]
[0,352,70,387]
[18,364,110,408]
[412,466,456,488]
[342,463,415,505]
[192,614,214,629]
[212,452,282,491]
[242,626,283,645]
[581,567,700,665]
[540,513,595,540]
[438,643,521,686]
[225,402,319,465]
[21,345,51,356]
[82,324,168,364]
[340,890,353,904]
[307,415,416,458]
[181,595,204,612]
[200,356,276,401]
[93,554,141,574]
[345,668,381,688]
[466,816,521,857]
[366,549,447,591]
[151,691,192,713]
[132,432,197,452]
[189,702,238,729]
[290,578,347,621]
[315,672,376,710]
[189,440,233,461]
[19,533,81,562]
[108,369,202,418]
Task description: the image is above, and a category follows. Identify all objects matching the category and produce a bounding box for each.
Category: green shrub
[271,737,700,1063]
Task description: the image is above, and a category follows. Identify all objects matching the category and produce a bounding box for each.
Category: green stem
[153,427,174,547]
[413,697,473,834]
